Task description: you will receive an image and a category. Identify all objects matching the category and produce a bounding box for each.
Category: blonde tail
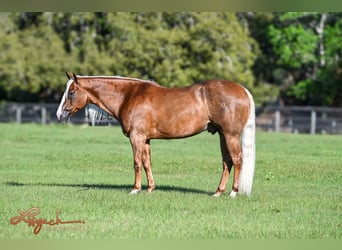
[238,88,256,196]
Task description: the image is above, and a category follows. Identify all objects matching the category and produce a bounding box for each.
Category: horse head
[56,72,89,122]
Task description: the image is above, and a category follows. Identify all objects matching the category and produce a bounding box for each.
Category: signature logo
[10,207,85,235]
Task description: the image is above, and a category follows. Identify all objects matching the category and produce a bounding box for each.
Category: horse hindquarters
[227,88,256,197]
[204,80,255,197]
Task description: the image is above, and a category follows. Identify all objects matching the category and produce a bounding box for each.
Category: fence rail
[1,103,342,134]
[256,106,342,134]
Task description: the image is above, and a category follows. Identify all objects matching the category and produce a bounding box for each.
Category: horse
[57,72,256,198]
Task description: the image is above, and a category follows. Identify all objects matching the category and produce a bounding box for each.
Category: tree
[0,12,262,104]
[267,12,342,106]
[0,13,74,102]
[101,13,259,90]
[237,12,280,106]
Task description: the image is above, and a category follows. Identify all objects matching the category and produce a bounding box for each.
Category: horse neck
[80,78,137,118]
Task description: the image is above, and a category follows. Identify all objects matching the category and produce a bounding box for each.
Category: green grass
[0,123,341,239]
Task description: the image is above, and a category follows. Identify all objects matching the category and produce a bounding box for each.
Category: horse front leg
[130,157,142,195]
[142,140,155,193]
[129,134,145,195]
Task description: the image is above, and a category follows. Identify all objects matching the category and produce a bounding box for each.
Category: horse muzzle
[56,109,71,123]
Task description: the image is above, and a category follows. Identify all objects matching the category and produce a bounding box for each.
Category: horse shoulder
[118,83,160,134]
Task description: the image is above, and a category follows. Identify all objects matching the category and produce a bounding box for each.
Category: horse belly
[153,105,209,139]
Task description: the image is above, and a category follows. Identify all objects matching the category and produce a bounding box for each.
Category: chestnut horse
[57,73,255,197]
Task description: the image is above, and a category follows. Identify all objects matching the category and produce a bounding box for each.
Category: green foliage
[0,12,340,106]
[268,24,318,68]
[0,12,259,103]
[0,13,74,101]
[80,13,258,88]
[266,12,341,106]
[324,18,342,63]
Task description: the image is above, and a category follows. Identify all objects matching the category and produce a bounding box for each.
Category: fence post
[332,120,336,134]
[310,110,316,134]
[41,107,47,125]
[275,110,280,132]
[16,106,22,124]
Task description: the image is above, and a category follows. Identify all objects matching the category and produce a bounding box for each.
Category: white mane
[56,79,74,121]
[76,75,159,85]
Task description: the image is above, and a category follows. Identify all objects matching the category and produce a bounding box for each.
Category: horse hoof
[229,191,237,198]
[213,192,222,197]
[129,189,140,195]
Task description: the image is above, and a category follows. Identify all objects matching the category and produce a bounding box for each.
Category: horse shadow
[5,181,213,196]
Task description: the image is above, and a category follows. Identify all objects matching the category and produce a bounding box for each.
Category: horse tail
[239,88,256,196]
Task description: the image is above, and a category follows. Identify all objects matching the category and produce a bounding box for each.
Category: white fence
[1,103,342,134]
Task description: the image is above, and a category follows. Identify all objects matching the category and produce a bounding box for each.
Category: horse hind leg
[213,131,233,197]
[225,134,243,198]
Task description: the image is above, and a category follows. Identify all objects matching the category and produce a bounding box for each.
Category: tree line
[0,12,341,106]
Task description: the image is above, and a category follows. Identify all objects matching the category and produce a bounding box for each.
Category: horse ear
[72,72,78,84]
[66,72,71,79]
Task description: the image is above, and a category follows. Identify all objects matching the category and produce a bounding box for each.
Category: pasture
[0,123,341,239]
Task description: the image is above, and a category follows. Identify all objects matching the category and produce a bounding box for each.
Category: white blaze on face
[56,79,74,121]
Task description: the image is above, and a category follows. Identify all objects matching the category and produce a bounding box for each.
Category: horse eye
[69,91,75,98]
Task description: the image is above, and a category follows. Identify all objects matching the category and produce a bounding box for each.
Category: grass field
[0,123,341,239]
